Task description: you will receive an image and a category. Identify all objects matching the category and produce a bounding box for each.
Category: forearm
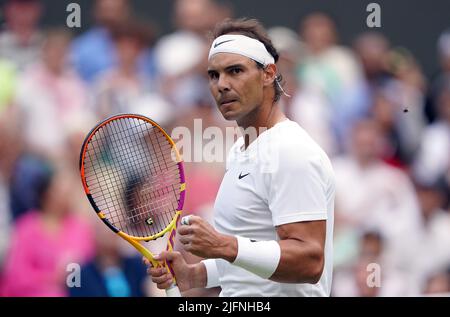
[178,216,324,285]
[215,235,323,284]
[270,239,324,284]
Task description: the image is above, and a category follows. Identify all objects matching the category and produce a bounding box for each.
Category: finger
[143,257,159,268]
[151,273,173,284]
[178,225,193,235]
[157,279,174,290]
[156,250,182,263]
[154,251,170,262]
[148,267,167,277]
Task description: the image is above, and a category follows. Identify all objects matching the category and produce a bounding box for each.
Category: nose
[217,74,231,93]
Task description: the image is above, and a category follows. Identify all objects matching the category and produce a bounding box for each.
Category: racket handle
[165,284,182,297]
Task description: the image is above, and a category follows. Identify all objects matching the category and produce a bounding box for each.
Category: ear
[262,64,277,88]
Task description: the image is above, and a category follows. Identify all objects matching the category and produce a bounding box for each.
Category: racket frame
[79,113,186,295]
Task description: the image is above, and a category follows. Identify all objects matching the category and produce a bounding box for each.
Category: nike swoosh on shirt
[238,172,250,180]
[214,39,234,48]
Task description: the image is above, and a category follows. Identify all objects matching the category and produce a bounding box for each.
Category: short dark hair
[210,18,284,102]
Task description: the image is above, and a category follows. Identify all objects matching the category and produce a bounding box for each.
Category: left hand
[178,215,237,262]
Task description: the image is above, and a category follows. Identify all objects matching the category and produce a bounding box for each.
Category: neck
[238,99,286,149]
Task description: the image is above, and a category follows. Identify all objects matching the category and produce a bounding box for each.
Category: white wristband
[232,236,281,279]
[201,259,220,288]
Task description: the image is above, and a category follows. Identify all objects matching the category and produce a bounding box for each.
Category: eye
[208,71,219,80]
[230,67,242,75]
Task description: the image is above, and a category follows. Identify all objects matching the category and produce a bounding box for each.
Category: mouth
[219,97,238,107]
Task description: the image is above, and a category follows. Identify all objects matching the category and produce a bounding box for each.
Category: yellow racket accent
[80,114,186,297]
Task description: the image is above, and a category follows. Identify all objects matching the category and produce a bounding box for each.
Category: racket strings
[84,117,180,238]
[112,118,178,236]
[106,121,176,236]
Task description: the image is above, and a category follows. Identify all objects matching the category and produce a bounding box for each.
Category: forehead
[208,52,255,70]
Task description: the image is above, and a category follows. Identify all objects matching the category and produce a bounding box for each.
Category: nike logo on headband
[214,39,234,48]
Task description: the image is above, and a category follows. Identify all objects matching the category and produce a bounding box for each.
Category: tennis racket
[79,114,186,297]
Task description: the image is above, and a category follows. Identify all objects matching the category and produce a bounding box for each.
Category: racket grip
[165,284,182,297]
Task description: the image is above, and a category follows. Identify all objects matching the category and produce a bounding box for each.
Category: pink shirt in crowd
[0,210,95,297]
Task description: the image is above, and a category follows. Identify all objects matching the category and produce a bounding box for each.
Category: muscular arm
[270,220,326,284]
[179,216,326,285]
[218,220,326,284]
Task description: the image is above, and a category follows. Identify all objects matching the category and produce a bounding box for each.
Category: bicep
[270,220,326,283]
[276,220,326,253]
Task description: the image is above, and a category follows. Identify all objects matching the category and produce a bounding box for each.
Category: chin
[221,110,240,121]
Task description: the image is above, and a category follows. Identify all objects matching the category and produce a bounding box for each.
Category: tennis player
[147,18,335,297]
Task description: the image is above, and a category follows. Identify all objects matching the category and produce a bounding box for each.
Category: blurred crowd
[0,0,449,297]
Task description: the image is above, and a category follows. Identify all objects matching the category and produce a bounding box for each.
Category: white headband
[208,34,275,66]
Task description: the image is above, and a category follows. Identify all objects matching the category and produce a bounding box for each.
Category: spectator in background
[332,119,422,273]
[272,24,338,156]
[298,12,370,150]
[92,20,172,123]
[15,28,87,159]
[71,0,130,82]
[69,223,149,297]
[1,165,95,296]
[333,231,412,296]
[370,91,416,167]
[61,114,99,222]
[353,32,392,93]
[426,29,450,123]
[413,79,450,184]
[9,155,53,221]
[0,0,44,72]
[154,0,232,116]
[71,0,157,83]
[175,106,226,221]
[267,26,303,115]
[412,178,450,291]
[172,0,232,38]
[381,48,427,164]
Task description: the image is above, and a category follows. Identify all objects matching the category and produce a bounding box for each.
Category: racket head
[79,114,186,241]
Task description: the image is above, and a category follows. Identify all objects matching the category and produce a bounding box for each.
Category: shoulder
[257,121,334,187]
[270,120,330,166]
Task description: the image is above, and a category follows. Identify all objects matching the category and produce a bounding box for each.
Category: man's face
[207,53,265,122]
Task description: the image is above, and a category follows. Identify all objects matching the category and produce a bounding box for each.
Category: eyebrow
[208,63,246,73]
